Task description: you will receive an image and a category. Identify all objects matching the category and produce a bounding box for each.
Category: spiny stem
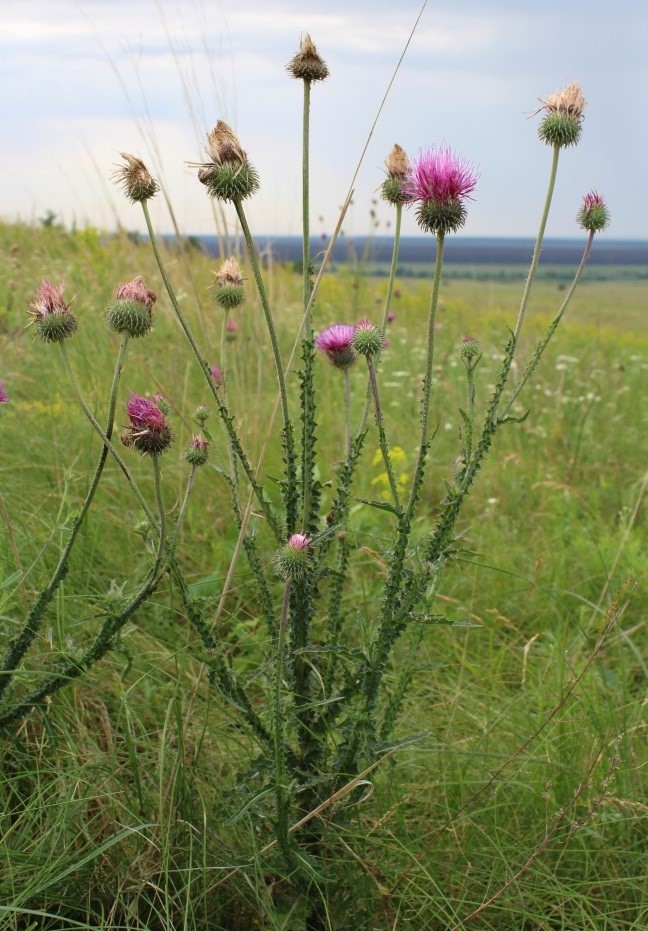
[464,364,476,464]
[344,366,351,457]
[367,357,401,511]
[302,78,313,336]
[273,581,293,860]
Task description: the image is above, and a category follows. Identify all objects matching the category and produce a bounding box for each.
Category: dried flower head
[382,143,412,206]
[286,34,329,82]
[275,533,312,581]
[113,153,159,203]
[212,256,245,309]
[28,279,78,342]
[0,381,7,404]
[123,392,173,456]
[577,190,610,232]
[538,83,586,148]
[352,318,387,359]
[315,324,356,369]
[196,121,259,202]
[406,146,477,235]
[106,276,156,337]
[184,434,209,466]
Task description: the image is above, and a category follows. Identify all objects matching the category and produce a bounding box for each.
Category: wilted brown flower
[539,82,586,119]
[215,256,244,287]
[113,153,159,203]
[286,34,329,82]
[205,121,248,167]
[385,144,410,180]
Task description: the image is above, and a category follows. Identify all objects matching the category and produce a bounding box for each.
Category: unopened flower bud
[193,403,210,424]
[197,121,259,202]
[538,83,586,148]
[28,280,78,343]
[184,435,209,466]
[113,153,159,203]
[212,257,245,309]
[381,144,411,206]
[458,335,482,366]
[286,34,329,82]
[105,276,156,337]
[577,191,610,232]
[274,533,311,581]
[352,319,386,359]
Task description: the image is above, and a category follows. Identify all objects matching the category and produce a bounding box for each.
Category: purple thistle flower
[577,190,610,232]
[123,392,172,456]
[0,381,7,404]
[116,276,156,310]
[210,364,224,386]
[386,312,396,323]
[406,146,477,235]
[315,324,356,369]
[288,533,310,551]
[28,279,78,342]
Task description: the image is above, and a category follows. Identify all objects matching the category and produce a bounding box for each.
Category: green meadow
[0,220,647,929]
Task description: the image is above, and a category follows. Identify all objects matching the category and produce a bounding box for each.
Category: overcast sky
[1,0,645,239]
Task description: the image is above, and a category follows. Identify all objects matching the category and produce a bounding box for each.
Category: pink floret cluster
[406,146,477,204]
[126,392,168,435]
[29,279,71,318]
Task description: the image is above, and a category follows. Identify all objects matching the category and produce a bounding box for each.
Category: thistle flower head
[0,381,7,404]
[381,143,412,206]
[225,319,238,340]
[406,146,477,235]
[197,121,259,202]
[106,275,156,337]
[577,190,610,232]
[458,335,482,367]
[113,153,159,203]
[275,533,312,581]
[538,82,586,148]
[210,364,224,387]
[123,392,173,456]
[212,256,245,309]
[352,318,387,359]
[28,279,78,342]
[193,403,210,425]
[315,324,356,369]
[286,34,329,82]
[184,434,209,466]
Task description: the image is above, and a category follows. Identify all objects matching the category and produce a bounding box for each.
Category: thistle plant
[0,63,610,928]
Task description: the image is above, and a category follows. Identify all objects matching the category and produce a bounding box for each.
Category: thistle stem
[464,364,476,464]
[367,358,401,511]
[273,581,293,860]
[302,78,313,335]
[380,202,402,334]
[344,366,351,457]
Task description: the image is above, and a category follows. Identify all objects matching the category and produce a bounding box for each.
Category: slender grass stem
[380,203,402,335]
[168,466,196,555]
[367,358,401,511]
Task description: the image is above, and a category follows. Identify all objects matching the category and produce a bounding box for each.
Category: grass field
[0,220,647,930]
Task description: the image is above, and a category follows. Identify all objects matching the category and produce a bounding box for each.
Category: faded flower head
[286,34,329,82]
[184,434,209,467]
[577,190,610,232]
[538,83,586,148]
[352,318,387,359]
[406,146,477,235]
[123,392,173,456]
[315,324,356,369]
[212,256,245,309]
[28,279,78,343]
[0,381,7,404]
[275,533,312,581]
[381,144,411,206]
[197,121,259,202]
[106,276,156,337]
[113,153,159,203]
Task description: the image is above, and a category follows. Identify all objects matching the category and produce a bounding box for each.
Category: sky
[1,0,646,240]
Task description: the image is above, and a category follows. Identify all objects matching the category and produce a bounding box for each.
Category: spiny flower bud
[315,324,356,369]
[184,435,209,466]
[286,34,329,82]
[105,276,156,337]
[113,153,159,203]
[458,335,482,366]
[193,403,210,425]
[123,392,173,456]
[381,144,412,206]
[274,533,311,581]
[577,191,610,232]
[538,83,586,148]
[28,280,78,343]
[212,256,245,309]
[197,121,259,202]
[352,319,386,359]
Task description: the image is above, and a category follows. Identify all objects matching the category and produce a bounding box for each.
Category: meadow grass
[0,220,647,929]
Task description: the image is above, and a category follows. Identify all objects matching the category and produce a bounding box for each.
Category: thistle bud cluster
[538,83,586,148]
[197,121,259,202]
[212,257,245,310]
[105,276,156,338]
[381,144,411,206]
[28,280,78,343]
[274,533,311,581]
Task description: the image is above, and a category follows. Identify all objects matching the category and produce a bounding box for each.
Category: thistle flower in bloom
[352,318,387,359]
[286,34,329,83]
[315,324,356,369]
[381,143,411,206]
[196,121,259,202]
[538,83,586,148]
[113,153,159,203]
[274,533,312,581]
[406,146,478,235]
[577,191,610,232]
[212,256,245,309]
[122,392,173,456]
[28,279,78,343]
[0,381,7,404]
[210,364,224,387]
[184,434,209,466]
[106,275,156,337]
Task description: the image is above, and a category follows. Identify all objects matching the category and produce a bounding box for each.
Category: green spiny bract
[105,299,152,337]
